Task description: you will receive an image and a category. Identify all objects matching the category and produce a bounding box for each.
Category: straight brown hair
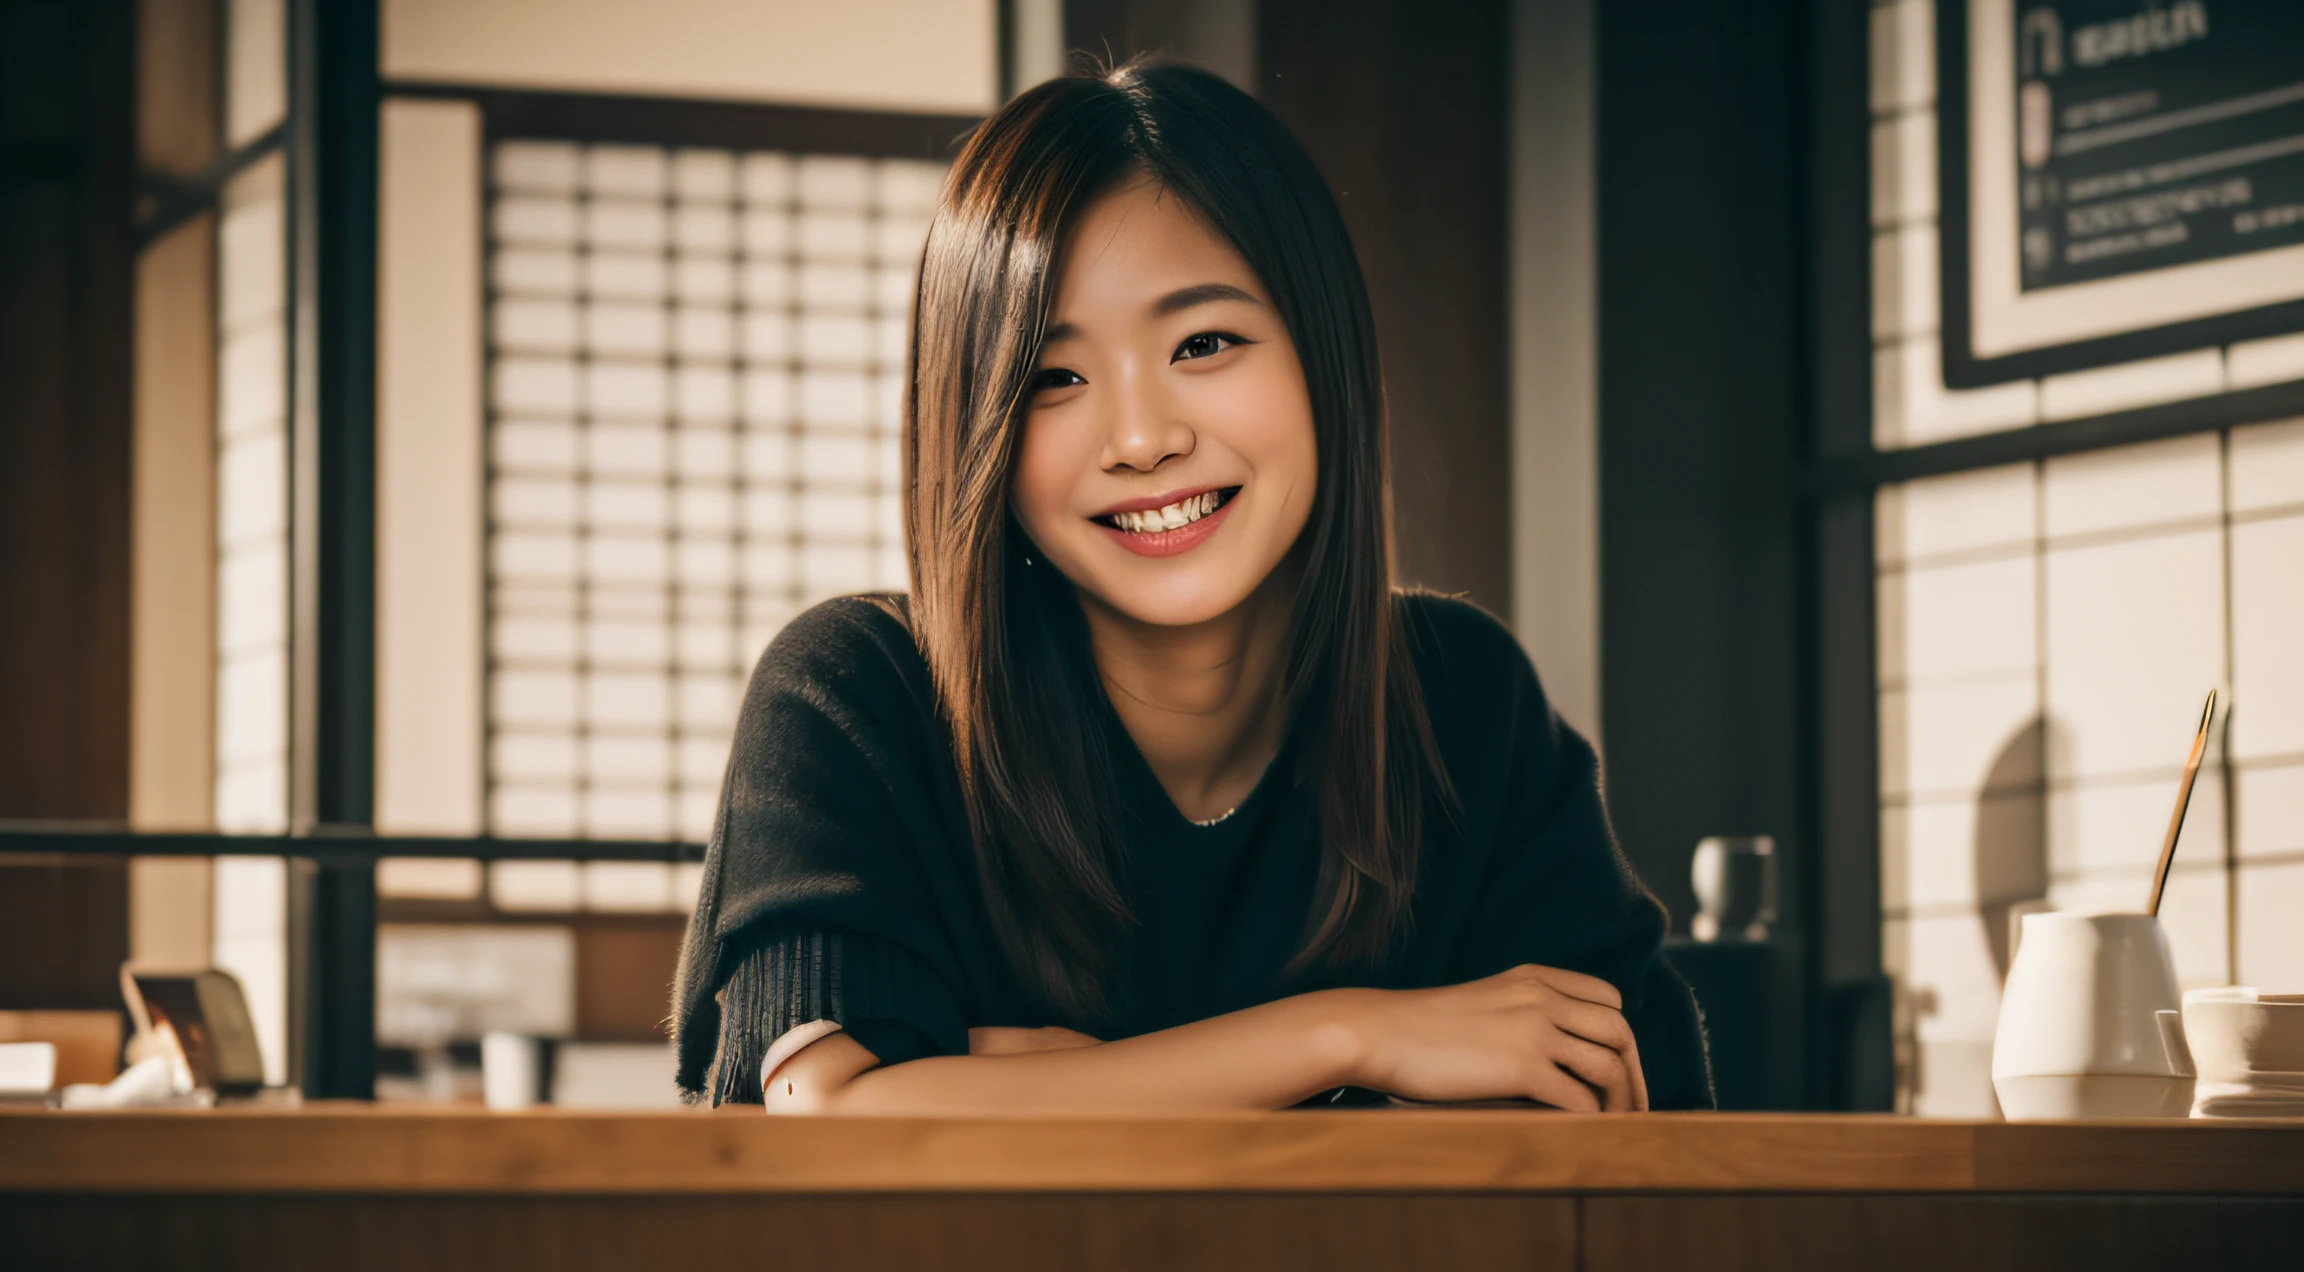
[905,60,1450,1024]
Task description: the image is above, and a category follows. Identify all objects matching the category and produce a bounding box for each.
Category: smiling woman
[669,60,1713,1116]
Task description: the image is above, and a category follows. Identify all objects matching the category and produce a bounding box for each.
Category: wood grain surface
[3,1193,1581,1272]
[1583,1195,2304,1272]
[5,1108,2300,1195]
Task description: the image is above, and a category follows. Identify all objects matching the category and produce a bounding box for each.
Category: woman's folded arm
[764,962,1654,1115]
[764,987,1364,1113]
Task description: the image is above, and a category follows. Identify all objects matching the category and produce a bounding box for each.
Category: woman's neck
[1079,569,1295,824]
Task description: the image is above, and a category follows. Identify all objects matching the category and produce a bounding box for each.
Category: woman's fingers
[1541,993,1635,1053]
[1520,964,1622,1010]
[1523,1058,1604,1113]
[1526,988,1648,1111]
[1367,968,1654,1110]
[1541,994,1649,1110]
[1515,967,1650,1111]
[1549,1031,1634,1112]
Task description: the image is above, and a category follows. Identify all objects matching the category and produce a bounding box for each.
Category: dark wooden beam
[0,0,136,822]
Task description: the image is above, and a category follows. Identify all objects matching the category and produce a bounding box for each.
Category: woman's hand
[1337,964,1649,1112]
[967,1025,1102,1056]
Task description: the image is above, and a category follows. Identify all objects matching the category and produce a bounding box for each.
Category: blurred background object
[1691,835,1779,943]
[1676,833,1798,1109]
[0,1013,122,1090]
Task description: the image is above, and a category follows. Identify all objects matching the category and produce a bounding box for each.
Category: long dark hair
[905,60,1450,1023]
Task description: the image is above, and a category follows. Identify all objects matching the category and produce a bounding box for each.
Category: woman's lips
[1093,490,1239,558]
[1092,484,1230,518]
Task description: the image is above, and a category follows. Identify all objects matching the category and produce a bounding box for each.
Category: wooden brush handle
[2147,690,2217,918]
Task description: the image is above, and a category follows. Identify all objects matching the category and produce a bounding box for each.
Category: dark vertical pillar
[285,0,378,1099]
[312,0,379,841]
[1810,493,1889,1108]
[1594,2,1803,953]
[289,846,377,1098]
[1803,0,1891,1111]
[0,0,135,822]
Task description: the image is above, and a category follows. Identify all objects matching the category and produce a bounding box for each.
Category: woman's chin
[1073,565,1267,630]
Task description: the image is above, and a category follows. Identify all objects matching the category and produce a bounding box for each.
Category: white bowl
[2181,989,2304,1118]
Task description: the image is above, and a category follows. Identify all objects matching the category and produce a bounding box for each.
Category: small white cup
[481,1032,542,1111]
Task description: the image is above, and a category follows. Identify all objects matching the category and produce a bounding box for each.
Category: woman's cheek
[1215,366,1317,524]
[1008,415,1087,553]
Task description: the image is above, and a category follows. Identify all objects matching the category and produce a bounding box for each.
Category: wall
[1062,0,1256,89]
[381,0,997,113]
[1869,0,2304,1116]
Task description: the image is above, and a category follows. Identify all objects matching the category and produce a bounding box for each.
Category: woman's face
[1009,175,1318,629]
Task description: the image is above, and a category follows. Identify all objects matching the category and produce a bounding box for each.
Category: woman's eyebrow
[1038,283,1263,348]
[1152,281,1262,315]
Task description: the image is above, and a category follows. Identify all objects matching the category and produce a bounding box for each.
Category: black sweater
[671,592,1713,1109]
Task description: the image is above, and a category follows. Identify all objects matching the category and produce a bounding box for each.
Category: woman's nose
[1098,370,1195,473]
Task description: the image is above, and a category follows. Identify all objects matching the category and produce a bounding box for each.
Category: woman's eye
[1032,367,1085,392]
[1173,331,1244,362]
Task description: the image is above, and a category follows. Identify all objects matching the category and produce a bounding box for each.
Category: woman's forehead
[1051,178,1265,318]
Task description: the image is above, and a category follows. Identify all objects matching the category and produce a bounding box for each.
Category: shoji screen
[481,140,941,846]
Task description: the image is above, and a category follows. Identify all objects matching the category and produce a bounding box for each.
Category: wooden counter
[5,1108,2301,1270]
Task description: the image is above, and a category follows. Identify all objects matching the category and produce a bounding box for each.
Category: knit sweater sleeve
[672,594,987,1103]
[707,929,970,1106]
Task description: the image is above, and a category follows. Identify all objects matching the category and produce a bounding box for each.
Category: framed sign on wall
[1939,0,2304,387]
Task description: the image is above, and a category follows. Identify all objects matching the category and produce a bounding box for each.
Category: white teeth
[1113,490,1224,534]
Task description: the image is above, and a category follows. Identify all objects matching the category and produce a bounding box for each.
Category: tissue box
[0,1041,57,1101]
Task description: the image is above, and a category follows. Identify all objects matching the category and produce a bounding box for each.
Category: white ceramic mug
[1991,912,2194,1119]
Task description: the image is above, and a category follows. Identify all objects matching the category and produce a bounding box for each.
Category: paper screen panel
[484,139,939,857]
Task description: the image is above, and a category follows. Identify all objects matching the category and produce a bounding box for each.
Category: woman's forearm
[772,987,1372,1114]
